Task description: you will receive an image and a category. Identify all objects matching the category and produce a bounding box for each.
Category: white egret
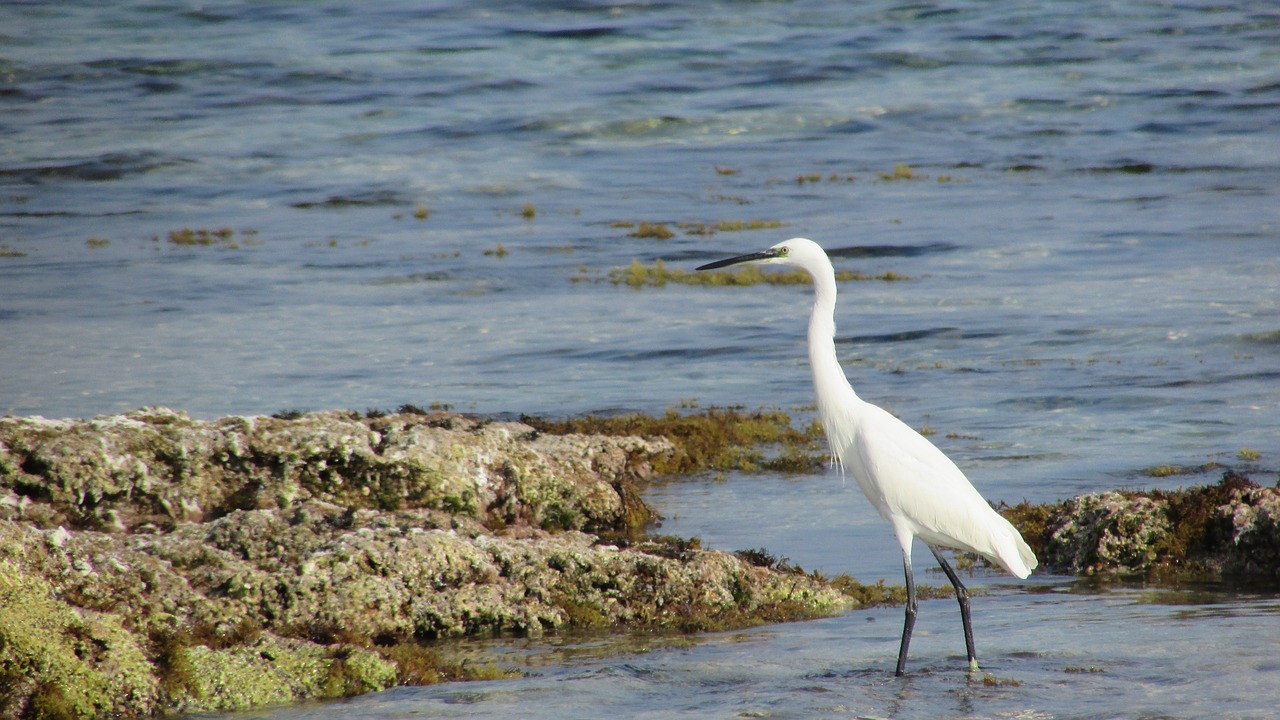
[697,238,1037,676]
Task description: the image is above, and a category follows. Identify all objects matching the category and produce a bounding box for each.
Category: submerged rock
[0,408,847,718]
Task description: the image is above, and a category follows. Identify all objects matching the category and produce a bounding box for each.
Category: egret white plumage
[697,238,1037,676]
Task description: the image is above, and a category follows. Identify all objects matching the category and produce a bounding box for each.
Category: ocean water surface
[3,0,1279,717]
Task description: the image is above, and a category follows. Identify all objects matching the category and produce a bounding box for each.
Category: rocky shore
[1,407,1275,717]
[0,408,846,718]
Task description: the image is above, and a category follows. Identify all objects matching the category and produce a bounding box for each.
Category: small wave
[290,190,412,209]
[506,25,624,40]
[83,56,252,77]
[1225,100,1280,113]
[1078,161,1260,177]
[868,50,950,70]
[597,115,693,138]
[840,327,1003,344]
[828,242,958,259]
[1149,370,1280,388]
[1083,161,1156,175]
[570,345,744,363]
[0,151,186,183]
[1245,81,1280,96]
[368,272,451,286]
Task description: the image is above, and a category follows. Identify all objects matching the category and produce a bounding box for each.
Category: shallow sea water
[221,583,1280,720]
[3,1,1280,717]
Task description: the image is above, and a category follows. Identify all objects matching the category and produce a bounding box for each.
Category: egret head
[695,237,828,273]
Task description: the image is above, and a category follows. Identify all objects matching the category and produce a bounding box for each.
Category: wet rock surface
[0,409,846,718]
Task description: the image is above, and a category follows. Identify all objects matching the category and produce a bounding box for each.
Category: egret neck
[804,255,859,470]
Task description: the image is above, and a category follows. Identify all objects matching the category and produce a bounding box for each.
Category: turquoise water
[3,1,1279,716]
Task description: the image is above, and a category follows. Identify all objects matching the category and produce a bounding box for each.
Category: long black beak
[696,248,781,271]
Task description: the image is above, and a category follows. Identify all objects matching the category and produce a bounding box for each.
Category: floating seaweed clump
[625,221,674,239]
[679,219,788,236]
[878,163,920,181]
[795,172,856,184]
[604,259,909,288]
[162,227,259,249]
[614,219,788,238]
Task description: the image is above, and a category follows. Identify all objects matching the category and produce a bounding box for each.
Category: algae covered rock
[0,408,668,533]
[1216,481,1280,577]
[0,407,847,718]
[1003,471,1280,580]
[1045,492,1172,575]
[158,633,397,715]
[0,560,157,719]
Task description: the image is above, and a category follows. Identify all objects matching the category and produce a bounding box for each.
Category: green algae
[603,259,909,288]
[164,227,234,247]
[626,221,675,240]
[160,227,259,249]
[795,172,856,184]
[156,634,397,714]
[678,219,788,236]
[1141,462,1223,478]
[167,227,234,245]
[613,219,788,239]
[0,561,158,719]
[379,642,518,684]
[979,672,1022,687]
[522,405,825,476]
[878,163,920,181]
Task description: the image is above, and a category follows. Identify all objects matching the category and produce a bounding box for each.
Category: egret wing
[850,404,1035,577]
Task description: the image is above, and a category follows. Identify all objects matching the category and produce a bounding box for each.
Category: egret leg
[929,545,978,673]
[895,554,917,677]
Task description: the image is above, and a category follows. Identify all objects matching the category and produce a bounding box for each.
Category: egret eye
[777,246,789,256]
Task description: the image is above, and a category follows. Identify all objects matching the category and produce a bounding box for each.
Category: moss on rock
[0,560,158,719]
[161,634,396,715]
